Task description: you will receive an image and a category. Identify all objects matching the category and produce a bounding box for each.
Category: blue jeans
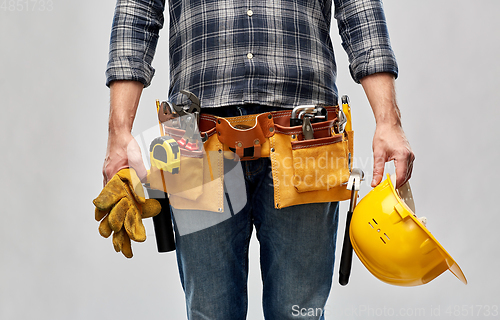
[172,105,339,320]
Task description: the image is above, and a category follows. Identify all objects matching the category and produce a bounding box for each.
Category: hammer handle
[338,209,354,286]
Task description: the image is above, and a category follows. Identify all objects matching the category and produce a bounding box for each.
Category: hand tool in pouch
[339,168,364,285]
[150,136,180,174]
[146,91,203,253]
[147,135,179,252]
[290,105,328,127]
[301,116,314,140]
[177,114,201,151]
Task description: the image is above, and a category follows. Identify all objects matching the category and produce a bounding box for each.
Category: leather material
[269,126,353,209]
[215,112,275,160]
[199,106,340,131]
[93,168,161,258]
[148,133,225,212]
[148,105,353,210]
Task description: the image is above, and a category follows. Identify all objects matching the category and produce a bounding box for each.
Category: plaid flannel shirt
[106,0,398,108]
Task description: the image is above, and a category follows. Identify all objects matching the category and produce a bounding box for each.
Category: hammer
[339,168,364,285]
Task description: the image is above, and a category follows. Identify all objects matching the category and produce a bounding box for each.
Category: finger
[371,153,386,187]
[118,168,146,205]
[112,229,133,258]
[98,215,112,238]
[403,155,414,185]
[112,229,123,252]
[95,207,109,222]
[124,207,147,242]
[395,151,415,188]
[93,174,127,210]
[142,199,162,219]
[407,157,414,181]
[394,159,406,188]
[120,233,133,258]
[108,198,130,232]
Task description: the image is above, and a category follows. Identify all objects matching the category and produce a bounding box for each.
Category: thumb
[142,199,162,218]
[371,153,386,187]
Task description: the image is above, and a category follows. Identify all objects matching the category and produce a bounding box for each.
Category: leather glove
[93,168,161,258]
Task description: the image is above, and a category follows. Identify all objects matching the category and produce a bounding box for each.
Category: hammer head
[346,168,364,191]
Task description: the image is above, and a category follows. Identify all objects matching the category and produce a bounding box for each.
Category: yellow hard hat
[350,174,467,286]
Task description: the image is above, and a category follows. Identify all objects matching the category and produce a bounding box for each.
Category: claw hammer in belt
[339,168,364,286]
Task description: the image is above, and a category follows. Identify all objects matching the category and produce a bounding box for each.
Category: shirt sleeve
[334,0,398,83]
[105,0,166,88]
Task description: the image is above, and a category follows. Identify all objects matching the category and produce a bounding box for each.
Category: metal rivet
[292,134,296,139]
[268,114,272,119]
[218,208,222,212]
[237,142,243,148]
[218,149,222,153]
[218,119,221,124]
[254,139,259,145]
[269,127,274,133]
[217,131,221,135]
[270,148,275,152]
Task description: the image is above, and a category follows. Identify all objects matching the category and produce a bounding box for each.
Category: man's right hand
[102,131,147,186]
[102,80,145,186]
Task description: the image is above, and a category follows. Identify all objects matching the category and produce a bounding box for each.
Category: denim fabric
[172,105,339,320]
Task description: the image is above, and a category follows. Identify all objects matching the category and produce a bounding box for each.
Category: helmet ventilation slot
[368,218,378,229]
[380,234,390,244]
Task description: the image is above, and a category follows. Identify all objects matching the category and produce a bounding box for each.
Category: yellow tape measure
[149,136,180,174]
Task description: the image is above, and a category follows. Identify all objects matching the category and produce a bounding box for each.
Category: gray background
[1,0,498,319]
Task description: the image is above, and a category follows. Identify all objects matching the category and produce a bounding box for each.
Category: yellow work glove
[93,168,161,258]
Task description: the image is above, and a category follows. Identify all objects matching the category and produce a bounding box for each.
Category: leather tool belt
[148,105,354,211]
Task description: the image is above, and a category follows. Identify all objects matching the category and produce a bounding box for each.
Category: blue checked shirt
[106,0,398,108]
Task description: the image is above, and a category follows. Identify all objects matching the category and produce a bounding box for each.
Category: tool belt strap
[198,106,341,160]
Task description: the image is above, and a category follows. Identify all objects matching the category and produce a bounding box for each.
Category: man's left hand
[359,72,415,188]
[371,122,414,188]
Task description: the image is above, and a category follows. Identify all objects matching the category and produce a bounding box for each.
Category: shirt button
[247,9,253,16]
[247,53,254,59]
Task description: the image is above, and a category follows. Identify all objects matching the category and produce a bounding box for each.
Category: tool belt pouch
[149,126,225,213]
[207,108,354,209]
[270,120,354,209]
[150,106,354,211]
